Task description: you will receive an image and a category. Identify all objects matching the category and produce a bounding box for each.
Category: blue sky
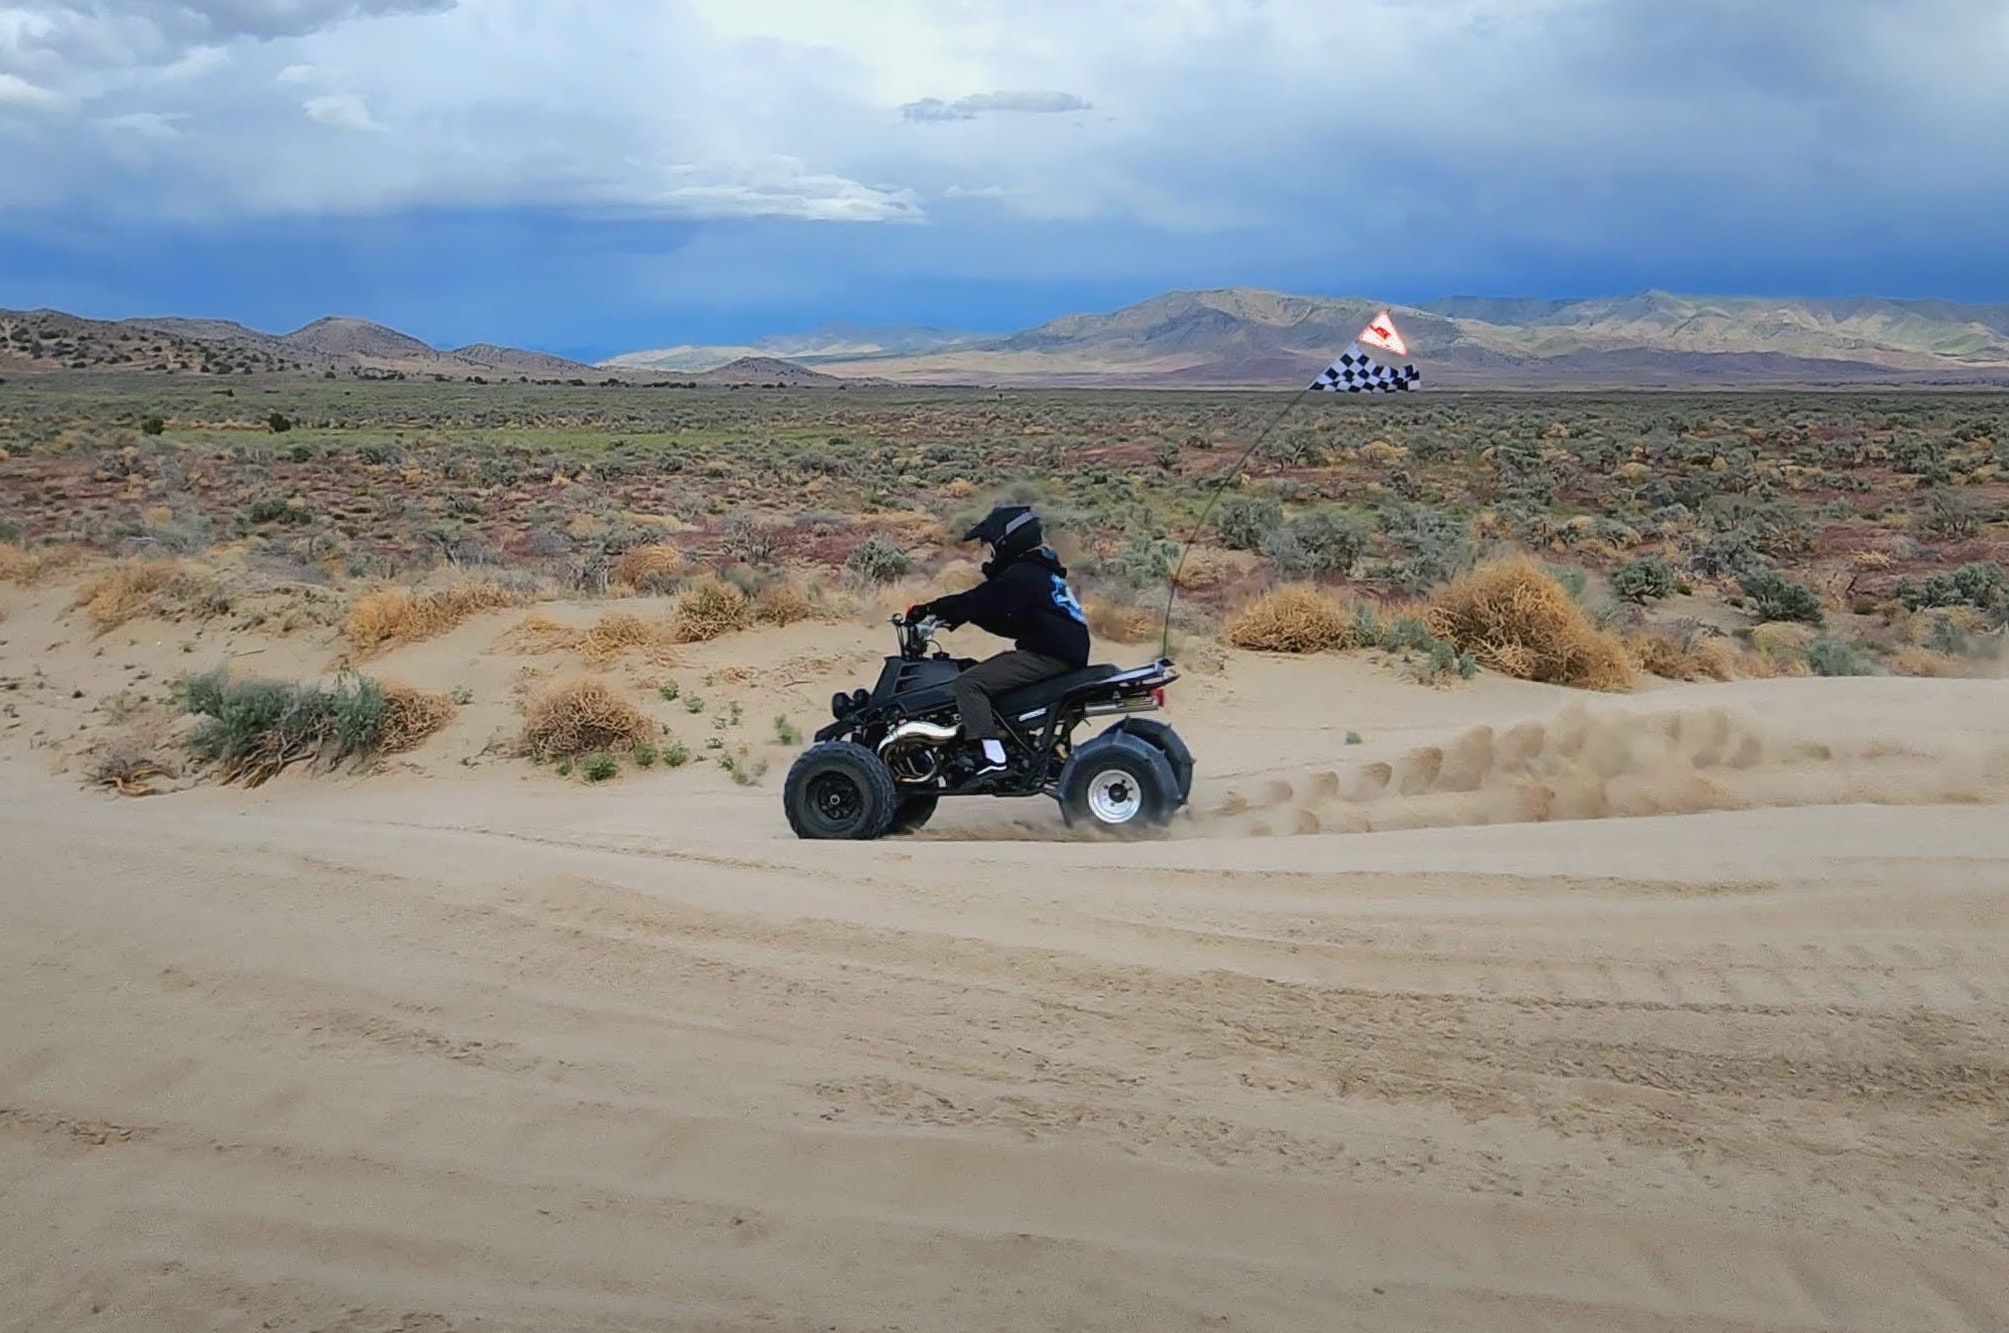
[2,1,2006,361]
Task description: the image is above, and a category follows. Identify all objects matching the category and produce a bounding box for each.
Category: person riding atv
[906,504,1089,776]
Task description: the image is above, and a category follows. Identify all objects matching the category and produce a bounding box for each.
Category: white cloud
[276,62,316,82]
[98,110,186,138]
[302,90,378,130]
[0,71,61,109]
[903,90,1090,122]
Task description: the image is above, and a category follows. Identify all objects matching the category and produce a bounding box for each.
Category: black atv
[783,614,1191,840]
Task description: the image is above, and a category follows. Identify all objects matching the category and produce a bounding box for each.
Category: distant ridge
[0,308,601,381]
[794,288,2009,387]
[9,289,2009,388]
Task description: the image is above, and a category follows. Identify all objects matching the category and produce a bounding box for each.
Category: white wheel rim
[1087,769,1142,824]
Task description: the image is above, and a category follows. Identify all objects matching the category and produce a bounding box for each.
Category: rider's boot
[971,737,1008,777]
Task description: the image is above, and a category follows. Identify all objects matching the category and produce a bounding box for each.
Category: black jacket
[921,548,1091,667]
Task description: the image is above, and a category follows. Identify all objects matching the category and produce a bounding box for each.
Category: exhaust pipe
[877,718,961,757]
[1081,697,1160,718]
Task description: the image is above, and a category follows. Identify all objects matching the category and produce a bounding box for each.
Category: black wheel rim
[806,770,863,829]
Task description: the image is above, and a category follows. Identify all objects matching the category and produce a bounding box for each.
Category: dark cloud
[903,90,1091,123]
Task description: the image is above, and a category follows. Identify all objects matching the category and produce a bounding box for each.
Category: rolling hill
[0,309,601,381]
[800,289,2009,387]
[604,322,985,374]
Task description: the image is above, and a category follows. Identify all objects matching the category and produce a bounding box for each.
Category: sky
[2,0,2006,360]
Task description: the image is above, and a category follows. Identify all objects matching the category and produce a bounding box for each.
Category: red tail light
[1151,687,1167,707]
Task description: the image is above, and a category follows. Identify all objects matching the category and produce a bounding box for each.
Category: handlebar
[890,613,945,659]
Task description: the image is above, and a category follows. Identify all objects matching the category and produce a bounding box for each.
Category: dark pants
[953,649,1073,740]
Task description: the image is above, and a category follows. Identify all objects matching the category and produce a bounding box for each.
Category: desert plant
[718,511,779,566]
[1224,585,1352,653]
[1108,536,1179,588]
[1737,570,1824,626]
[774,715,801,745]
[845,536,911,584]
[1087,598,1156,644]
[139,414,165,436]
[519,678,653,759]
[1897,561,2006,613]
[1213,495,1285,551]
[583,753,620,782]
[752,581,814,625]
[672,578,754,642]
[1377,503,1474,592]
[1425,556,1635,690]
[1261,508,1368,578]
[1921,488,1988,540]
[611,543,684,594]
[1611,555,1675,604]
[265,411,293,433]
[578,611,679,667]
[74,560,224,630]
[246,496,309,526]
[1807,637,1876,677]
[178,669,451,785]
[345,581,526,655]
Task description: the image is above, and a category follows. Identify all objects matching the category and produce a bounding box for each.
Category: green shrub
[1807,637,1875,677]
[178,669,415,784]
[1214,495,1284,551]
[1377,503,1473,592]
[634,742,658,768]
[1612,555,1675,604]
[774,715,801,744]
[844,536,911,583]
[1897,561,2005,612]
[583,753,619,782]
[140,414,166,436]
[246,496,309,525]
[663,740,690,767]
[1738,570,1824,625]
[265,411,293,433]
[1262,508,1367,577]
[1108,535,1178,588]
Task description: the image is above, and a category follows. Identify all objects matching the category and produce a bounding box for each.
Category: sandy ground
[2,584,2007,1331]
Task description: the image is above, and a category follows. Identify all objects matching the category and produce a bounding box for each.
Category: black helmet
[962,504,1042,560]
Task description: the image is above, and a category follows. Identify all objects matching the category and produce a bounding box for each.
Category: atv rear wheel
[886,792,939,836]
[784,741,900,840]
[1057,733,1178,836]
[1106,717,1193,805]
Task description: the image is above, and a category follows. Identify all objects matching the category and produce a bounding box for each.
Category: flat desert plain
[2,590,2006,1331]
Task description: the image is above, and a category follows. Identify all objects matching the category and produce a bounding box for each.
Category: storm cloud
[0,0,2004,348]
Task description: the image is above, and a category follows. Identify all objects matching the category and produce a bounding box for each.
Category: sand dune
[2,587,2006,1330]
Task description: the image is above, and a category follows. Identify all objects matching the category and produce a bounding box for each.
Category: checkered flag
[1309,343,1420,393]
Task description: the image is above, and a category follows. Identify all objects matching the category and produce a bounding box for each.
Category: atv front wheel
[784,741,900,840]
[1057,733,1179,836]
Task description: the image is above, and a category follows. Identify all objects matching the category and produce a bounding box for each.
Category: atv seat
[998,664,1122,717]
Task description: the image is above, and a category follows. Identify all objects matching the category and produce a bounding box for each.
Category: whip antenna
[1156,311,1421,660]
[1158,387,1311,658]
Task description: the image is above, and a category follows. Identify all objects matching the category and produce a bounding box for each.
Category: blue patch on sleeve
[1050,575,1086,623]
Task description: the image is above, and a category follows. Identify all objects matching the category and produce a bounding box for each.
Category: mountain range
[7,290,2009,388]
[790,290,2009,387]
[0,310,602,380]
